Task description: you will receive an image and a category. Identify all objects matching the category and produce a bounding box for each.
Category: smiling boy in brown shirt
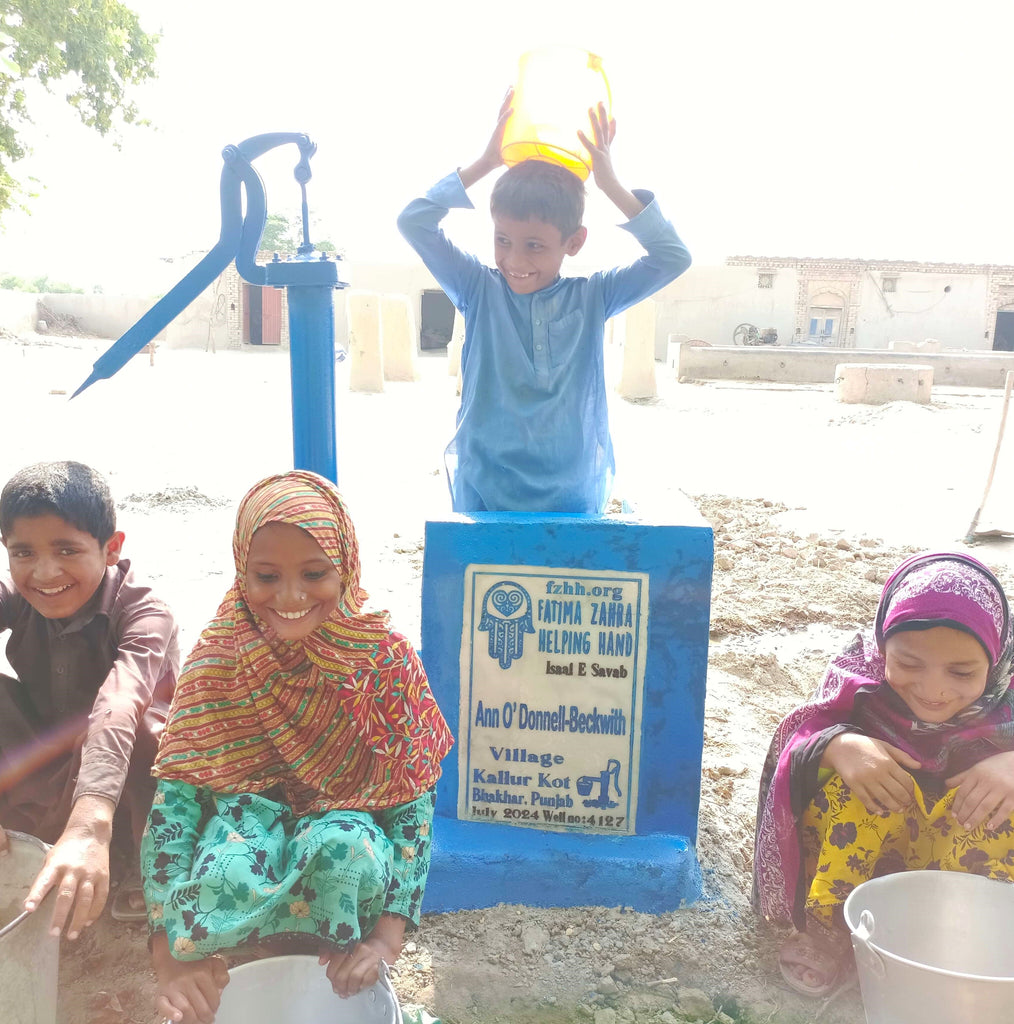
[0,461,178,940]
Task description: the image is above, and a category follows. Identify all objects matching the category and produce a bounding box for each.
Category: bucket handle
[851,908,887,980]
[0,830,52,940]
[376,958,403,1024]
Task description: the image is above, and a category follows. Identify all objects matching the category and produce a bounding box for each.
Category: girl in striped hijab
[141,471,452,1024]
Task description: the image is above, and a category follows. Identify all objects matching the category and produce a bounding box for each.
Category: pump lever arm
[72,133,316,397]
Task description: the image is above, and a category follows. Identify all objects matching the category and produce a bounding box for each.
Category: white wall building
[653,255,1014,356]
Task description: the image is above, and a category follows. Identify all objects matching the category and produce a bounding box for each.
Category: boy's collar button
[534,319,542,325]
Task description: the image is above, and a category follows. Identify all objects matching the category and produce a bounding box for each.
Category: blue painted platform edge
[424,817,703,914]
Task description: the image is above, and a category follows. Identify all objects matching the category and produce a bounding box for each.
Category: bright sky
[3,0,1014,293]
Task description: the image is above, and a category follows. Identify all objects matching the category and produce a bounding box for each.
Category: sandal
[110,872,147,922]
[778,931,847,997]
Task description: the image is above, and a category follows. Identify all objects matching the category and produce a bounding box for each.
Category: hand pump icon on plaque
[577,758,622,809]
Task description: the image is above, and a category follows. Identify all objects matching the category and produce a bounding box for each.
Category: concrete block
[889,340,916,352]
[380,293,420,382]
[420,502,713,912]
[674,346,1014,388]
[617,299,657,400]
[919,337,942,353]
[667,334,689,375]
[347,291,384,393]
[836,362,933,404]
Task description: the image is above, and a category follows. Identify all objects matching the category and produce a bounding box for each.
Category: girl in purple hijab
[754,552,1014,997]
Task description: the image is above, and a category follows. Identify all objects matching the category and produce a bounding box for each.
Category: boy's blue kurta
[398,172,691,514]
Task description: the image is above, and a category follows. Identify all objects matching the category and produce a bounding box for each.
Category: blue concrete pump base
[425,818,702,913]
[420,500,712,915]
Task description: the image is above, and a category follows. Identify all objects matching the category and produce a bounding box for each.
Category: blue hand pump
[73,133,347,483]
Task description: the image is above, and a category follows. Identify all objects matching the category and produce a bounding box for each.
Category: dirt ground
[1,333,1011,1024]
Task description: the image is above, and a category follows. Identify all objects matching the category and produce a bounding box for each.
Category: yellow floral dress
[800,773,1014,930]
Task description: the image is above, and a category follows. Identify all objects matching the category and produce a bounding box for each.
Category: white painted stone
[888,340,916,352]
[919,337,942,352]
[380,294,419,382]
[347,291,384,393]
[448,309,465,376]
[836,362,933,404]
[617,298,657,400]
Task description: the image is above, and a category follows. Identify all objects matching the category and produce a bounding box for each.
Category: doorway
[243,285,282,345]
[420,290,455,351]
[808,305,843,345]
[994,310,1014,352]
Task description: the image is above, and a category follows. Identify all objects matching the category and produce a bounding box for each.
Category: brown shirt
[0,559,179,805]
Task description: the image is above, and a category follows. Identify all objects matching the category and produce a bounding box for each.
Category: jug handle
[586,52,613,115]
[850,908,886,980]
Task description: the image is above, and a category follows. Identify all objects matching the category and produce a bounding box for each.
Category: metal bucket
[214,954,402,1024]
[0,831,59,1024]
[844,870,1014,1024]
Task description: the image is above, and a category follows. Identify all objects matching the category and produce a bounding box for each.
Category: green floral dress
[140,778,435,960]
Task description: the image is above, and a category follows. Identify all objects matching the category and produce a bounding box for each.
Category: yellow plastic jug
[501,46,611,181]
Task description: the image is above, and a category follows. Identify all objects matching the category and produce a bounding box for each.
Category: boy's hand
[577,104,645,221]
[460,89,514,189]
[577,102,618,188]
[24,793,114,939]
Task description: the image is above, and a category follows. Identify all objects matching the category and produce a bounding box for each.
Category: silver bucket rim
[0,830,51,941]
[223,952,403,1021]
[844,870,1014,985]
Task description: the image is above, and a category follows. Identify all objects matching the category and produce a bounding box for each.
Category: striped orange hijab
[153,471,452,814]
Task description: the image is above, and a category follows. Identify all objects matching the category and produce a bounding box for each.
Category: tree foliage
[1,271,82,292]
[260,213,297,254]
[0,0,158,219]
[259,211,337,255]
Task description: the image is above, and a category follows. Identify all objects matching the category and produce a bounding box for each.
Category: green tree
[0,1,158,219]
[260,212,296,254]
[0,272,81,292]
[258,211,338,255]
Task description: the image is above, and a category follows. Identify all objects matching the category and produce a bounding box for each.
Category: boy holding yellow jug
[398,49,690,515]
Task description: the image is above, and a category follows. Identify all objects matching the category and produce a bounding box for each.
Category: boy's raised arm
[397,92,515,312]
[458,89,514,189]
[578,104,691,318]
[578,103,645,221]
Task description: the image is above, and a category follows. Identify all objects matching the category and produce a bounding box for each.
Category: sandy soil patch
[1,334,1011,1024]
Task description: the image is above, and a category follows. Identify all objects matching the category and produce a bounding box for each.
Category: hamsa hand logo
[479,580,535,669]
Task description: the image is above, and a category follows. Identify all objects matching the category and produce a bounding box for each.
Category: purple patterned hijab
[753,552,1013,926]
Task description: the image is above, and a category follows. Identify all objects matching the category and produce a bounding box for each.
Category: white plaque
[458,564,648,835]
